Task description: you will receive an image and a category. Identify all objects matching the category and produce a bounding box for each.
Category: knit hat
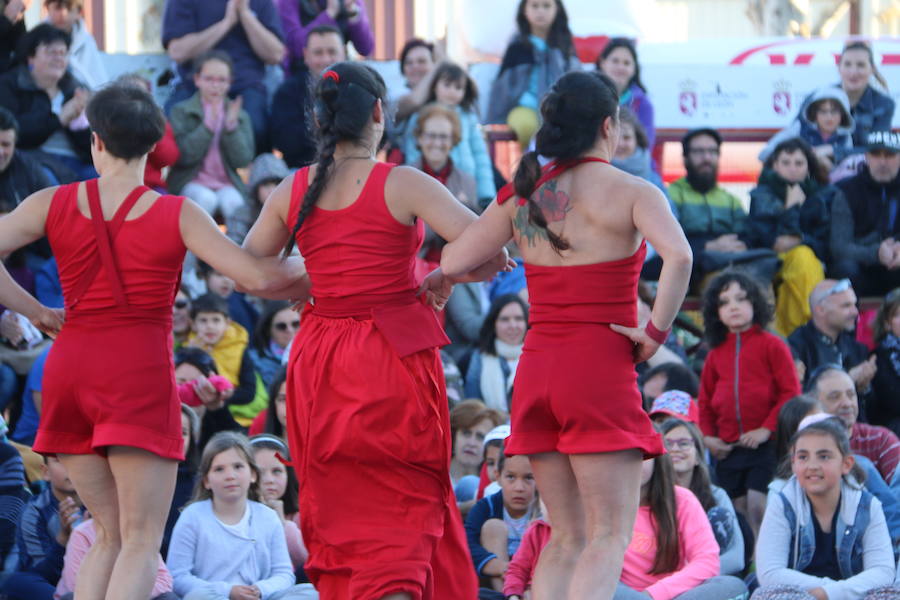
[649,390,699,423]
[248,153,290,200]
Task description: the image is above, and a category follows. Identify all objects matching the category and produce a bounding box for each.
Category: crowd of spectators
[1,0,900,598]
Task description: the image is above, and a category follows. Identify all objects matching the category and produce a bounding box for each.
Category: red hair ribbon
[323,70,340,83]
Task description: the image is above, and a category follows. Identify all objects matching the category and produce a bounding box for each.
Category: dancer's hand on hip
[609,323,660,363]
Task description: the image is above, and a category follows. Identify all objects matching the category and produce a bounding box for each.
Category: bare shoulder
[385,164,435,189]
[20,186,59,213]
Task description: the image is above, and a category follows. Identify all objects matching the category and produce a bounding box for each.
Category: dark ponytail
[512,71,619,253]
[282,62,387,256]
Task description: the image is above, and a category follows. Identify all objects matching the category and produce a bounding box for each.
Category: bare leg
[105,446,178,600]
[529,452,585,600]
[57,453,122,600]
[381,595,412,600]
[568,450,643,600]
[481,518,510,591]
[747,489,767,539]
[732,495,749,535]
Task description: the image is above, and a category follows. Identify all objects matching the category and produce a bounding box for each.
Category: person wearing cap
[668,128,751,288]
[647,389,699,425]
[830,131,900,297]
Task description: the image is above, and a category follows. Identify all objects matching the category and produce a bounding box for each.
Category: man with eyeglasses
[668,128,750,287]
[830,131,900,296]
[789,278,877,409]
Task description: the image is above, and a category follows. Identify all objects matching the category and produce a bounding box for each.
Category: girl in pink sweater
[614,456,749,600]
[503,500,552,600]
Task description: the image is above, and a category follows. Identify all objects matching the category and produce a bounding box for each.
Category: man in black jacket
[270,25,345,168]
[0,107,51,214]
[830,131,900,296]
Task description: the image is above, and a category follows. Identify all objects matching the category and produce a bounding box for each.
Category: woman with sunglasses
[249,302,300,388]
[172,287,192,350]
[0,84,307,600]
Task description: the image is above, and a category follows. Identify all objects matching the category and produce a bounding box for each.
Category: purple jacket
[623,82,655,147]
[276,0,374,70]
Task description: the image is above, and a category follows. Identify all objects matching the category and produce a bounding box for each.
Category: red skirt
[286,308,477,600]
[505,322,664,458]
[34,313,183,460]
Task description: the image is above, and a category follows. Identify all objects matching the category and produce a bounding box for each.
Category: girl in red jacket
[698,271,800,538]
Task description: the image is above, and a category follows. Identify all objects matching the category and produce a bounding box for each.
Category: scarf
[480,339,523,413]
[422,158,454,186]
[756,168,821,203]
[883,333,900,378]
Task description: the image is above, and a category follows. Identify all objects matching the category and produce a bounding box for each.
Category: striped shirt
[852,422,900,484]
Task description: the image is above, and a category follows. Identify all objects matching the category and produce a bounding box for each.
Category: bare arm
[180,198,306,297]
[238,3,285,65]
[394,66,438,121]
[166,3,236,64]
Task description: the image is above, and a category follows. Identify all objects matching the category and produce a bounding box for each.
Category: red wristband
[645,320,670,345]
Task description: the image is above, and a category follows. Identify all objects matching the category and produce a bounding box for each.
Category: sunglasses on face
[273,320,300,332]
[174,299,190,309]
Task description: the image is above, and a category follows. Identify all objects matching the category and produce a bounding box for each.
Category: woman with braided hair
[242,61,509,600]
[442,71,693,600]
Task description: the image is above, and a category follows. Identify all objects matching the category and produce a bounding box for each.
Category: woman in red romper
[0,85,305,600]
[443,71,693,600]
[242,62,509,600]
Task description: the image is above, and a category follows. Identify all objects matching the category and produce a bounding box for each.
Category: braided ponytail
[511,71,619,253]
[282,62,387,256]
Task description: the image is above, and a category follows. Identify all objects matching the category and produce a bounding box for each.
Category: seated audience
[754,418,899,600]
[162,0,284,151]
[195,260,259,335]
[0,0,27,74]
[248,369,288,438]
[613,455,748,599]
[502,501,550,600]
[788,279,876,395]
[640,362,701,406]
[612,107,666,193]
[669,128,754,287]
[270,25,345,170]
[0,415,28,569]
[648,390,700,426]
[402,62,496,205]
[596,37,655,147]
[390,38,436,124]
[229,152,289,243]
[747,138,831,336]
[248,302,298,389]
[464,451,537,592]
[0,107,53,214]
[871,289,900,434]
[464,294,528,412]
[759,86,855,172]
[829,131,900,297]
[172,287,192,350]
[43,0,109,89]
[168,51,254,232]
[450,400,504,506]
[0,24,93,182]
[161,403,200,560]
[445,281,492,364]
[9,344,50,447]
[808,365,900,485]
[276,0,372,72]
[660,418,745,576]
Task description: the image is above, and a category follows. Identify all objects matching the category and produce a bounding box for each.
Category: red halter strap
[68,179,151,309]
[495,157,610,206]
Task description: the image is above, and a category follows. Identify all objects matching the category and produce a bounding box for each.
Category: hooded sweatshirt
[760,85,855,163]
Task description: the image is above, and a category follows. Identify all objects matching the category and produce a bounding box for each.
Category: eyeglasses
[174,299,190,309]
[421,132,452,144]
[273,320,300,332]
[815,279,851,306]
[663,438,694,451]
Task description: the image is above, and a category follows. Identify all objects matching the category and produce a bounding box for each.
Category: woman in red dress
[242,62,509,600]
[442,71,693,600]
[0,84,305,600]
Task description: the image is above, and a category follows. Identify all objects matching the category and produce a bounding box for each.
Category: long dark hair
[282,62,387,256]
[477,294,529,355]
[263,369,288,438]
[249,434,299,517]
[426,61,478,112]
[252,301,291,352]
[643,455,681,574]
[596,37,646,93]
[774,394,820,478]
[658,419,716,512]
[515,0,574,56]
[763,137,829,185]
[513,71,619,253]
[701,270,773,347]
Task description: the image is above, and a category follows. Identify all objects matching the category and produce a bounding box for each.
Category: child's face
[205,272,235,298]
[175,362,205,385]
[435,77,465,107]
[772,149,809,184]
[256,181,278,207]
[194,59,232,103]
[523,0,557,33]
[662,425,697,476]
[44,457,76,495]
[814,100,842,137]
[254,448,288,503]
[275,382,287,428]
[791,432,853,498]
[717,282,753,333]
[181,412,192,456]
[204,447,256,503]
[453,418,495,469]
[615,122,637,160]
[484,444,501,482]
[194,312,229,346]
[499,455,536,516]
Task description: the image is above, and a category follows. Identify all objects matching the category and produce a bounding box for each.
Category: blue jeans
[0,571,56,600]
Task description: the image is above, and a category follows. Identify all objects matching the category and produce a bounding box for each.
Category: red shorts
[505,322,664,458]
[33,314,183,460]
[286,310,477,600]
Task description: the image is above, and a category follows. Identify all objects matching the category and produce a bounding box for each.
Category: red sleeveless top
[45,179,186,319]
[288,163,423,303]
